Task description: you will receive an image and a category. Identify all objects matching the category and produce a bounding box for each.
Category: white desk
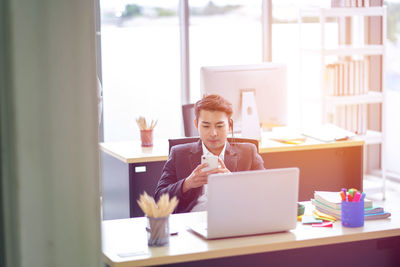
[102,204,400,267]
[100,137,365,219]
[100,135,364,164]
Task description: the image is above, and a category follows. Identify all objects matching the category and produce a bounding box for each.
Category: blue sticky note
[302,215,323,224]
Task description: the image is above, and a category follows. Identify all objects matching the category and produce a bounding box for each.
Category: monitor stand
[241,91,261,140]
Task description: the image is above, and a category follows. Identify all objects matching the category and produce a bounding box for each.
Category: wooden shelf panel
[358,130,383,145]
[325,91,383,105]
[299,7,385,18]
[302,45,384,56]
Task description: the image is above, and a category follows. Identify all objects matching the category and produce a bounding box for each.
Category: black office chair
[182,104,199,137]
[168,137,259,154]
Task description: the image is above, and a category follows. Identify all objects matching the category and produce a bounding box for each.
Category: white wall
[4,0,102,266]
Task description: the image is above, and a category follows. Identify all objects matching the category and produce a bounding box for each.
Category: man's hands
[182,158,230,194]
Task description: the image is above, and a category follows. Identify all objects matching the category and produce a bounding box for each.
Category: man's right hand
[182,163,211,194]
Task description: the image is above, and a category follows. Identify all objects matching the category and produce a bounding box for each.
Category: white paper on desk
[267,127,306,142]
[116,238,149,258]
[118,250,149,258]
[301,124,356,142]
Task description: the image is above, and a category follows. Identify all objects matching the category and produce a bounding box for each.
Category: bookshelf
[303,45,384,56]
[298,6,387,199]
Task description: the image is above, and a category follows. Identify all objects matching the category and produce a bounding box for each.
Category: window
[385,0,400,176]
[100,0,181,141]
[188,0,263,102]
[386,0,400,93]
[101,0,353,141]
[100,0,265,140]
[272,0,331,127]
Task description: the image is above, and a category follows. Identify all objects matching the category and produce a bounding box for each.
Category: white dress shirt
[190,141,227,212]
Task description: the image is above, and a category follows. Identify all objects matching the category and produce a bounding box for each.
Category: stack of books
[326,60,369,97]
[325,59,369,135]
[331,0,371,8]
[312,191,391,220]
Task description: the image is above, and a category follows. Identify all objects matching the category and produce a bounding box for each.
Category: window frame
[96,0,273,137]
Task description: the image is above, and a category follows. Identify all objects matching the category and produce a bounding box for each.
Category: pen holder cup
[140,129,153,147]
[341,201,364,227]
[146,216,169,247]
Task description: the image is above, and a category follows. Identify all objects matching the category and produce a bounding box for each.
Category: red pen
[347,193,353,202]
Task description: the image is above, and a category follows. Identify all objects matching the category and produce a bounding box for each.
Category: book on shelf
[343,61,349,95]
[353,105,357,133]
[324,58,371,135]
[364,58,369,94]
[355,60,360,94]
[333,104,367,135]
[349,60,354,95]
[325,59,369,98]
[339,61,344,96]
[334,63,340,96]
[331,0,369,7]
[325,64,335,96]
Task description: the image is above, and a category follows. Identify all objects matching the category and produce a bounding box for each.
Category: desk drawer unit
[101,150,165,219]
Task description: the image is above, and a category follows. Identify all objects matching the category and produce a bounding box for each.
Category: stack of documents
[302,124,356,142]
[312,191,391,220]
[266,127,307,145]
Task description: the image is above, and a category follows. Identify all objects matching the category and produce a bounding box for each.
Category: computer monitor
[200,63,287,138]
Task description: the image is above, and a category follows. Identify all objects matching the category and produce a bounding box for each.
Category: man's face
[195,110,230,155]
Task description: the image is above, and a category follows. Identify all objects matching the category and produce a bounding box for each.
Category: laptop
[189,168,299,239]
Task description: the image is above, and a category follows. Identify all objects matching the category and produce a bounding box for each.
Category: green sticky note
[302,215,323,224]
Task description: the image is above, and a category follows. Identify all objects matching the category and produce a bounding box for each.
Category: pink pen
[353,192,361,202]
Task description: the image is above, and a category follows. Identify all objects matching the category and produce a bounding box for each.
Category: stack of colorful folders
[312,191,391,220]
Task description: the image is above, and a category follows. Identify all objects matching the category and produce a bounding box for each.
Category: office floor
[364,175,400,213]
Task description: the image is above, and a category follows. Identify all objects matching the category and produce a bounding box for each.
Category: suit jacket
[154,140,265,213]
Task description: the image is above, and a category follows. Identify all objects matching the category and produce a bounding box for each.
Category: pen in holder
[137,192,179,247]
[140,129,153,147]
[136,117,157,147]
[146,215,170,247]
[341,200,364,227]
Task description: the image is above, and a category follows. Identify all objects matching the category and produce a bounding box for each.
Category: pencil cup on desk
[138,192,178,246]
[146,215,170,246]
[341,200,364,227]
[136,117,157,147]
[140,129,153,147]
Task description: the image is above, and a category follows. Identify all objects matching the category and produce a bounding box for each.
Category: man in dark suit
[155,94,264,213]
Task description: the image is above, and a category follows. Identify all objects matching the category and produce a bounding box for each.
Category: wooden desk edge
[259,139,364,153]
[100,139,364,164]
[104,227,400,267]
[100,144,168,164]
[125,156,168,164]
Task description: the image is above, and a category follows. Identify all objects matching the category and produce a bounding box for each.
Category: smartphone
[201,154,219,172]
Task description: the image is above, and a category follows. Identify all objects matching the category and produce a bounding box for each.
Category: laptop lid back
[207,168,299,239]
